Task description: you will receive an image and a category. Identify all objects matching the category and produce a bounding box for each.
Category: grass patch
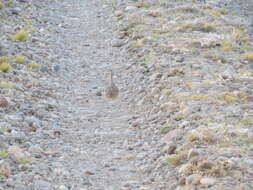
[220,40,233,51]
[14,157,32,165]
[0,62,11,72]
[14,55,25,63]
[165,154,181,166]
[12,29,28,42]
[0,56,9,63]
[27,62,40,69]
[160,126,172,135]
[209,8,228,16]
[0,81,15,89]
[0,149,8,158]
[243,52,253,62]
[0,2,4,9]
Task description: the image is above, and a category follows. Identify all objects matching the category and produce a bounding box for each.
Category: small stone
[131,122,140,128]
[8,146,22,154]
[178,163,193,175]
[59,185,68,190]
[148,10,161,17]
[114,10,124,17]
[161,129,184,144]
[187,148,200,160]
[112,40,125,47]
[0,96,8,108]
[186,174,201,185]
[34,180,52,189]
[175,56,185,63]
[85,170,95,175]
[95,91,102,96]
[150,73,162,80]
[0,160,11,176]
[200,177,216,186]
[163,144,177,154]
[53,65,60,72]
[178,177,186,185]
[11,8,22,15]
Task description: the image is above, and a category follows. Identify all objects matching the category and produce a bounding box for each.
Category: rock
[178,163,193,175]
[178,177,186,185]
[175,56,185,63]
[160,129,184,144]
[8,146,22,154]
[125,6,136,12]
[187,148,201,160]
[53,65,60,72]
[114,10,124,17]
[200,177,216,186]
[147,9,161,17]
[0,160,11,176]
[85,170,95,175]
[150,73,162,81]
[95,91,102,96]
[163,144,177,154]
[28,145,43,154]
[34,180,52,190]
[186,174,201,185]
[0,96,9,108]
[11,8,22,15]
[59,185,68,190]
[112,40,126,47]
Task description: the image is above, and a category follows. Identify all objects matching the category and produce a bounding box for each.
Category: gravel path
[33,0,146,189]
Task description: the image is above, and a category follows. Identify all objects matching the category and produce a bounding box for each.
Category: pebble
[200,177,216,186]
[187,148,201,160]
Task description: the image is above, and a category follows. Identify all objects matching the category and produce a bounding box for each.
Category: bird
[105,70,119,99]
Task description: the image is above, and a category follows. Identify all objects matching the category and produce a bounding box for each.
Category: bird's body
[105,70,119,99]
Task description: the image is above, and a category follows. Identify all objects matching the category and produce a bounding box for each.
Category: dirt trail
[38,0,148,189]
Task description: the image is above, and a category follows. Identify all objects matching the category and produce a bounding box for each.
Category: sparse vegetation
[0,62,11,72]
[0,81,15,89]
[220,40,233,51]
[0,56,10,63]
[12,29,28,41]
[165,154,181,166]
[0,2,4,9]
[14,55,25,63]
[160,126,171,134]
[0,149,8,158]
[209,8,228,16]
[27,62,40,69]
[14,157,32,165]
[243,52,253,62]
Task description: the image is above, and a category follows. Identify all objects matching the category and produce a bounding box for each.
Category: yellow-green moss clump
[165,154,181,166]
[0,81,15,89]
[0,62,11,72]
[160,126,171,135]
[240,116,253,126]
[220,40,233,51]
[14,55,25,63]
[0,56,9,63]
[12,29,28,42]
[223,94,237,103]
[243,52,253,62]
[0,149,8,158]
[27,62,40,69]
[209,8,228,16]
[14,157,31,164]
[0,2,4,9]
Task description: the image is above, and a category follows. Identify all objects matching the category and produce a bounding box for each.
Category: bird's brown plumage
[105,70,119,99]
